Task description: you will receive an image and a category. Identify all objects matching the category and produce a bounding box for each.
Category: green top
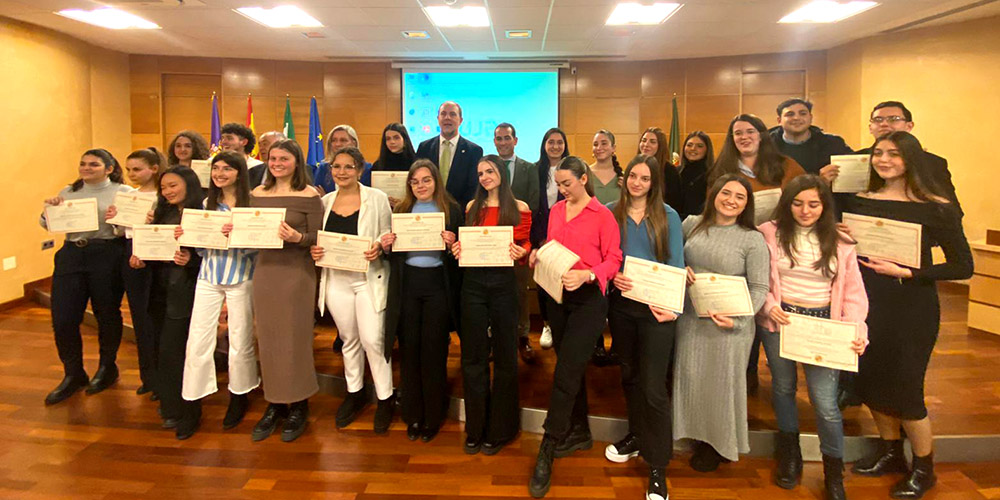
[591,172,621,205]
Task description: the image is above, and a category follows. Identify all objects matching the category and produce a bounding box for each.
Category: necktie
[507,160,515,184]
[439,140,453,183]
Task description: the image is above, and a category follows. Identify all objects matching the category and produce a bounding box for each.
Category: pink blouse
[546,196,623,293]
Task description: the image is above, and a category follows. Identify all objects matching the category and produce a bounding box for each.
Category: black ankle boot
[281,400,309,442]
[176,400,202,440]
[852,439,908,476]
[86,364,119,395]
[890,453,936,499]
[251,403,288,442]
[690,441,727,472]
[335,389,370,429]
[822,454,846,500]
[529,435,557,498]
[774,431,803,489]
[44,373,89,405]
[554,425,593,458]
[223,392,250,430]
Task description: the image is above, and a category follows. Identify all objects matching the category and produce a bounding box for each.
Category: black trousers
[148,289,194,421]
[399,265,452,431]
[50,241,125,377]
[122,239,157,388]
[543,283,607,440]
[608,291,675,467]
[460,267,520,442]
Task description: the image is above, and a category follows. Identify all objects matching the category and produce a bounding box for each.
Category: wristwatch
[588,271,596,283]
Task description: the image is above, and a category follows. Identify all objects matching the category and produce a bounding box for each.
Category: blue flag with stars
[306,97,324,166]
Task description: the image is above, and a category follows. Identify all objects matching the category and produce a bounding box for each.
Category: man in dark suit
[249,130,285,187]
[415,101,484,208]
[494,122,540,363]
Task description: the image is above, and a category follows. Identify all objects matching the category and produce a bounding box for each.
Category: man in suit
[494,123,540,364]
[415,101,484,208]
[249,131,285,187]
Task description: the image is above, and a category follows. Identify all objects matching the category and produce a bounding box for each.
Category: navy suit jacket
[415,135,484,208]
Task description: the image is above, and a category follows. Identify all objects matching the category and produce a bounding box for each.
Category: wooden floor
[3,304,1000,499]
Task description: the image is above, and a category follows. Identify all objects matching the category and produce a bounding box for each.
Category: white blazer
[317,185,392,314]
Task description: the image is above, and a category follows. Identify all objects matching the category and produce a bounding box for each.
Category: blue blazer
[415,135,483,208]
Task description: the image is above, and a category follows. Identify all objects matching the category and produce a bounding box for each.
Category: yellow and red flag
[246,94,259,159]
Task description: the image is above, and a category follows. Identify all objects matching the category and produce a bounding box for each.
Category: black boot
[335,389,370,429]
[86,364,119,395]
[373,395,395,435]
[773,431,803,489]
[176,400,202,440]
[251,403,288,442]
[529,435,557,498]
[890,453,936,499]
[852,439,908,476]
[822,454,847,500]
[44,373,89,405]
[223,392,249,430]
[690,441,728,472]
[646,466,668,500]
[591,341,614,367]
[554,425,593,458]
[281,400,309,442]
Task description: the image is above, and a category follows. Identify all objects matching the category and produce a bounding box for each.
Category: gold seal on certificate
[316,231,372,272]
[458,226,514,267]
[228,207,286,249]
[779,313,859,372]
[621,256,686,313]
[688,273,755,317]
[45,198,100,233]
[842,212,922,268]
[190,159,212,188]
[754,188,782,225]
[830,154,871,193]
[106,191,157,228]
[177,209,230,249]
[132,224,180,261]
[532,240,580,304]
[371,171,408,200]
[391,212,445,251]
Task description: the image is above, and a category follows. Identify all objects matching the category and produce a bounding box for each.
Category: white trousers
[182,279,260,400]
[324,270,393,400]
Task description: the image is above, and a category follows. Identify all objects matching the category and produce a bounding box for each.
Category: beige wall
[0,17,131,303]
[827,15,1000,243]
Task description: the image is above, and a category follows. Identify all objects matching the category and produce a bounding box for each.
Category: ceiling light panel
[56,8,160,29]
[505,30,532,39]
[424,6,491,28]
[606,2,682,26]
[778,1,879,23]
[235,6,323,28]
[402,30,431,39]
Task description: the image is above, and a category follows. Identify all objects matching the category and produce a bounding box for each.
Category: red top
[546,196,623,293]
[471,206,533,262]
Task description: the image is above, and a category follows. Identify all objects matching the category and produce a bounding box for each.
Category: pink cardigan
[755,221,869,336]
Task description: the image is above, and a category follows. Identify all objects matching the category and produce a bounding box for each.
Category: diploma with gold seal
[316,231,372,272]
[779,313,859,372]
[371,171,408,200]
[106,191,157,228]
[458,226,514,267]
[621,256,686,313]
[190,159,212,189]
[132,224,180,261]
[391,212,445,251]
[532,240,580,304]
[45,198,99,233]
[688,273,754,317]
[228,207,286,249]
[177,209,230,250]
[842,212,922,268]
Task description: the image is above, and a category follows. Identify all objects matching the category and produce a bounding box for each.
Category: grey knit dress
[672,215,770,461]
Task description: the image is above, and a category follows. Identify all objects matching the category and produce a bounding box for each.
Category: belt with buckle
[73,239,90,248]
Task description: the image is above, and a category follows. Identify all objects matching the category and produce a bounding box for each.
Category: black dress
[843,196,972,420]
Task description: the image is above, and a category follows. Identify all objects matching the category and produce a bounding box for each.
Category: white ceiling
[2,0,998,61]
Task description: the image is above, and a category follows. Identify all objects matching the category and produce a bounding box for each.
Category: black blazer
[531,160,563,248]
[248,164,267,188]
[415,136,484,208]
[383,201,465,361]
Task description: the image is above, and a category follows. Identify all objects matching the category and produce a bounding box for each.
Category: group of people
[40,97,972,500]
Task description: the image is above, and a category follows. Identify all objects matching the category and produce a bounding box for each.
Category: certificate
[132,224,179,261]
[754,188,782,225]
[830,154,871,193]
[315,231,372,272]
[842,212,922,268]
[45,197,99,233]
[106,191,157,228]
[190,159,212,188]
[688,273,755,317]
[177,209,230,250]
[458,226,514,267]
[371,171,408,200]
[228,207,285,249]
[392,212,445,251]
[779,313,859,372]
[621,256,686,313]
[532,240,580,304]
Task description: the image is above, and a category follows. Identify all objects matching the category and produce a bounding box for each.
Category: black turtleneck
[677,159,708,220]
[373,152,415,172]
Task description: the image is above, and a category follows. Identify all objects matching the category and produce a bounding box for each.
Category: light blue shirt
[196,202,258,285]
[404,201,445,268]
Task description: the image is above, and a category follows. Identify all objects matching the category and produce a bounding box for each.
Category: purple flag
[210,94,221,153]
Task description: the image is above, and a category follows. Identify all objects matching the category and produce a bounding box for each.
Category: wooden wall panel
[575,97,639,135]
[741,71,805,95]
[685,56,742,95]
[575,62,641,98]
[131,94,160,135]
[686,95,740,133]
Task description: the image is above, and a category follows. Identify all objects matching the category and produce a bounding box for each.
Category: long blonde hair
[612,155,671,263]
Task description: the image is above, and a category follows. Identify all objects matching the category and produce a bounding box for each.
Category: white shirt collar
[440,134,460,149]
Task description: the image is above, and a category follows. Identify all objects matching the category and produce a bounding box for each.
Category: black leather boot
[175,400,202,440]
[44,373,89,405]
[251,403,288,442]
[223,392,249,430]
[822,454,847,500]
[529,435,557,498]
[774,431,803,489]
[281,400,309,442]
[852,439,908,476]
[335,389,370,429]
[86,364,119,395]
[554,424,593,458]
[890,453,936,499]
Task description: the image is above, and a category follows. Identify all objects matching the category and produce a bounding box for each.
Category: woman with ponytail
[589,129,623,205]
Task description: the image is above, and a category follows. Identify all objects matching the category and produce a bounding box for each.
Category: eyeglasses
[870,116,907,124]
[409,177,434,187]
[330,164,358,172]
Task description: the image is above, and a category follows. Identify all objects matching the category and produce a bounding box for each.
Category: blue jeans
[761,324,845,458]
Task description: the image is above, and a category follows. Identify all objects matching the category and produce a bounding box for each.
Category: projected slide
[403,71,559,159]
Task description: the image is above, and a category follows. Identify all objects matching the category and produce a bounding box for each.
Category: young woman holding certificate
[603,154,683,500]
[450,155,532,455]
[250,140,324,443]
[527,156,622,498]
[176,151,260,438]
[756,175,869,500]
[311,146,396,434]
[382,159,463,442]
[673,174,769,472]
[139,167,204,437]
[41,149,132,406]
[844,131,972,499]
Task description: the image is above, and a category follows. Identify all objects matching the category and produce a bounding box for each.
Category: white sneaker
[539,325,553,349]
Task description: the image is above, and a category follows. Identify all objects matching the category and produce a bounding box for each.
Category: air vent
[302,32,326,38]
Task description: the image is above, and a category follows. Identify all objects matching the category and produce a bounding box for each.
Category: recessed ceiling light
[605,2,682,26]
[235,6,323,28]
[505,30,532,39]
[56,8,160,29]
[424,5,490,28]
[778,1,878,23]
[402,30,431,39]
